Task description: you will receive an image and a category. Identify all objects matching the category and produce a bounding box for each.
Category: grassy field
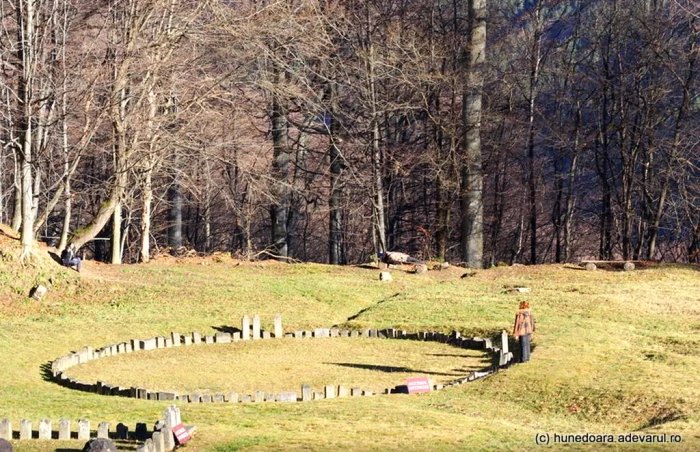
[1,228,699,451]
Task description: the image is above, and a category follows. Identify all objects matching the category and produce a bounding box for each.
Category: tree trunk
[269,66,289,260]
[459,0,486,269]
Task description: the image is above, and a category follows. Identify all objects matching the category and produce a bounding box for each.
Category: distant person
[513,301,535,363]
[61,243,82,272]
[377,251,425,266]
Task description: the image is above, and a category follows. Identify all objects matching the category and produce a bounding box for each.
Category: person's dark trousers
[519,334,531,363]
[68,257,82,272]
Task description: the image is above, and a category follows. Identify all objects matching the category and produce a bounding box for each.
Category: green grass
[1,245,700,451]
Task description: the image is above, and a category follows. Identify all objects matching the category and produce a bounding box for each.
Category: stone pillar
[39,418,52,439]
[301,384,312,402]
[252,314,261,340]
[163,407,177,451]
[501,330,509,354]
[324,385,336,399]
[19,420,31,440]
[153,430,165,452]
[78,419,90,440]
[274,314,283,338]
[242,315,250,341]
[0,419,11,441]
[97,421,109,439]
[59,418,71,440]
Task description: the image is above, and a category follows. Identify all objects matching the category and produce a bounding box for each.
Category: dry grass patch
[68,337,487,394]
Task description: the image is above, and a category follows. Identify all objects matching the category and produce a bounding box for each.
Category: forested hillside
[1,0,698,266]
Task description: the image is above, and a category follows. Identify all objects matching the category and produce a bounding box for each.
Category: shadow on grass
[40,361,55,382]
[346,293,402,321]
[213,325,243,334]
[327,362,464,377]
[637,412,687,430]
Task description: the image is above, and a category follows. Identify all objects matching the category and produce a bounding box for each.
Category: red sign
[405,377,431,394]
[172,423,191,445]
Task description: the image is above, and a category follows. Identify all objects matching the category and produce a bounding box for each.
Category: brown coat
[513,308,535,338]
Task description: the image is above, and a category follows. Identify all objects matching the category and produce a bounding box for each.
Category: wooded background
[1,0,698,267]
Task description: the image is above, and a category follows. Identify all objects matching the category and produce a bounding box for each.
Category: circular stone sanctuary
[49,314,514,403]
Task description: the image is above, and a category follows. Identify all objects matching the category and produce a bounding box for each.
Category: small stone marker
[20,420,31,440]
[241,394,252,403]
[338,386,350,398]
[152,431,165,452]
[585,262,596,271]
[405,377,431,394]
[415,264,428,274]
[242,315,250,340]
[97,421,110,439]
[215,332,231,343]
[254,390,265,403]
[0,419,11,441]
[351,387,362,397]
[277,391,297,402]
[83,438,117,452]
[274,314,283,338]
[324,385,336,399]
[302,384,312,402]
[379,271,392,281]
[232,332,241,341]
[204,335,214,344]
[252,314,261,340]
[193,332,202,344]
[78,419,90,440]
[116,423,128,440]
[624,262,635,271]
[183,334,192,346]
[171,332,181,346]
[31,284,48,300]
[39,418,51,439]
[214,394,225,403]
[226,392,239,403]
[201,394,212,403]
[135,423,148,441]
[156,336,166,348]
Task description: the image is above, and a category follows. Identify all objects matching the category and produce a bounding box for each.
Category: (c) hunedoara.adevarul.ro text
[534,432,683,446]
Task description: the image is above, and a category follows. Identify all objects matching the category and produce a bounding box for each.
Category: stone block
[19,420,31,440]
[252,314,261,340]
[39,418,51,440]
[171,332,182,346]
[131,338,141,351]
[337,386,350,397]
[158,392,177,401]
[277,391,297,402]
[116,423,128,440]
[192,332,202,345]
[501,330,509,354]
[190,393,201,403]
[152,431,165,452]
[313,391,324,400]
[97,421,109,439]
[294,331,303,338]
[201,394,212,403]
[415,264,428,274]
[0,419,11,441]
[241,394,252,403]
[232,332,241,341]
[379,271,392,281]
[350,330,359,338]
[78,419,90,440]
[214,394,225,403]
[183,333,192,346]
[262,331,271,339]
[330,328,339,337]
[117,342,126,354]
[225,392,239,403]
[141,338,157,351]
[164,338,173,348]
[134,423,148,441]
[351,387,362,397]
[59,418,71,440]
[204,335,214,344]
[324,385,336,398]
[340,330,349,338]
[215,332,231,343]
[254,390,265,403]
[242,315,250,340]
[274,314,283,338]
[301,384,312,402]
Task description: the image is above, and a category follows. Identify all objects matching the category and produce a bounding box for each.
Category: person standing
[513,301,535,363]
